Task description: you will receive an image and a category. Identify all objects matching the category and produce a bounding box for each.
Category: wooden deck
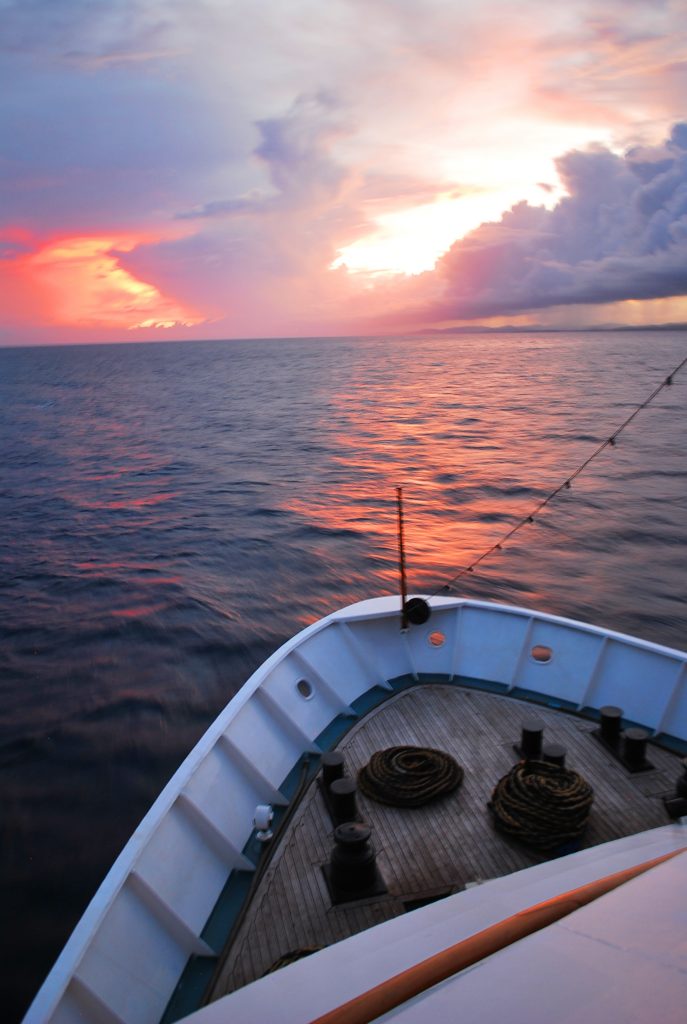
[207,684,681,1000]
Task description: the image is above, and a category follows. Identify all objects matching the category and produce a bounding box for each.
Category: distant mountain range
[419,323,687,334]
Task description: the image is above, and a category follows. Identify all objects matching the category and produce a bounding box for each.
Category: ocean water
[1,331,686,1020]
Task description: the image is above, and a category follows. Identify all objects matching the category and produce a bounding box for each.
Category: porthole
[428,631,446,648]
[296,678,314,699]
[531,645,553,664]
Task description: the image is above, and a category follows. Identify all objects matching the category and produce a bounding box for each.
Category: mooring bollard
[329,823,378,898]
[520,718,544,760]
[322,751,345,790]
[330,777,358,824]
[599,705,623,747]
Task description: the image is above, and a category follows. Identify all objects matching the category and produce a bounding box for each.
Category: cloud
[12,235,204,332]
[177,91,350,222]
[0,233,34,260]
[0,0,174,62]
[403,124,687,323]
[176,192,269,220]
[0,2,254,234]
[3,1,687,339]
[123,92,365,324]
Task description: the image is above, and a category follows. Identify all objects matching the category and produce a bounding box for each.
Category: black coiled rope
[358,746,463,807]
[488,760,593,851]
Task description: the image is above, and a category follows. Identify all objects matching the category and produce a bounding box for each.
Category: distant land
[419,323,687,335]
[3,323,687,350]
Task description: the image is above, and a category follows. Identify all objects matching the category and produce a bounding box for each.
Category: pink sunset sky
[2,0,687,345]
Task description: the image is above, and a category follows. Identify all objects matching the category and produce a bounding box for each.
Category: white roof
[379,847,687,1023]
[180,826,687,1024]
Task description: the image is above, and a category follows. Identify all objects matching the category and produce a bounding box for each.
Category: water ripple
[0,331,685,1020]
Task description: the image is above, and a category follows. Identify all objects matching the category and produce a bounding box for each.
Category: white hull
[24,597,687,1024]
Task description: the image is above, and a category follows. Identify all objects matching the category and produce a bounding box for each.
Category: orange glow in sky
[332,140,569,276]
[335,193,507,275]
[28,236,204,331]
[332,184,564,276]
[3,3,686,343]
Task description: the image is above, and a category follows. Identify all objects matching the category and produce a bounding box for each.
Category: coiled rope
[488,760,593,851]
[358,746,463,807]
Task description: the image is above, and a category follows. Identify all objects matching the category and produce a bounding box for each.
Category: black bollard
[322,751,345,790]
[623,727,649,769]
[677,758,687,799]
[664,758,687,818]
[520,718,544,760]
[330,777,358,825]
[328,823,380,900]
[599,706,623,747]
[542,744,566,767]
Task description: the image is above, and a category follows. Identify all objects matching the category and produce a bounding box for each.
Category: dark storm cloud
[427,124,687,320]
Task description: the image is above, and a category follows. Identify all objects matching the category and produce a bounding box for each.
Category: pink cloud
[4,2,687,340]
[0,232,206,343]
[375,124,687,326]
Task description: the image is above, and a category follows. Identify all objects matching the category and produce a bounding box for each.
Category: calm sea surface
[1,332,686,1019]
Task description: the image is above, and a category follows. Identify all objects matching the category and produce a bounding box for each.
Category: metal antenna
[396,486,409,631]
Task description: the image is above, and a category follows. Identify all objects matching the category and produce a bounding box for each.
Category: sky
[2,0,687,344]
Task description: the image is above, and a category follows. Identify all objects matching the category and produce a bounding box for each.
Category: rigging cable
[430,352,687,597]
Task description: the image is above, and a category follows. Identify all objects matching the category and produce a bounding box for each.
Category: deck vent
[531,644,553,664]
[296,678,314,699]
[428,630,446,647]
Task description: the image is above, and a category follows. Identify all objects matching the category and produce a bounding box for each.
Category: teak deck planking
[208,684,679,1000]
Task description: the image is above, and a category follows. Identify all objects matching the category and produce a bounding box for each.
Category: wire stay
[429,353,687,597]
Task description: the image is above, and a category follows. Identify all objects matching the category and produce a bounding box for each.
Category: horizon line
[2,322,687,351]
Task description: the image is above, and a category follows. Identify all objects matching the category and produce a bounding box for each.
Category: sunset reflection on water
[283,345,596,599]
[1,333,685,1022]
